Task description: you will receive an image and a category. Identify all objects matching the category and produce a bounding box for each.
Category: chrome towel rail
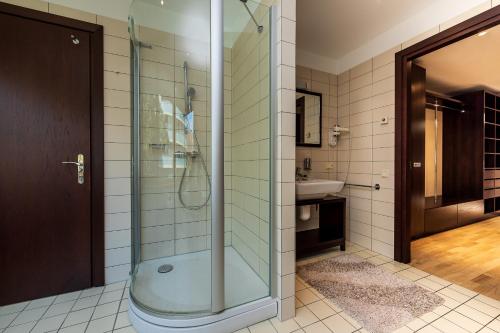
[345,183,380,190]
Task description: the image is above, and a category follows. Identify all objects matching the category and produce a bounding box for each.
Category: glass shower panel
[129,0,213,315]
[223,0,271,309]
[129,0,272,320]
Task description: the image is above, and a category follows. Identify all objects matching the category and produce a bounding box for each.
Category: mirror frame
[296,88,322,147]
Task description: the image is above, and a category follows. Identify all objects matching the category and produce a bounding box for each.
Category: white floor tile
[296,289,320,306]
[439,287,473,303]
[295,279,307,292]
[10,307,47,326]
[269,317,300,333]
[54,291,81,305]
[61,308,93,328]
[57,322,87,333]
[431,317,470,333]
[338,312,362,330]
[306,301,336,320]
[322,314,356,333]
[79,287,104,299]
[0,303,29,316]
[416,277,445,292]
[419,310,440,323]
[98,290,123,305]
[418,325,442,333]
[392,326,413,333]
[25,297,55,310]
[85,314,116,333]
[91,301,120,320]
[119,300,129,312]
[294,307,319,327]
[303,321,331,333]
[103,281,126,293]
[396,269,422,281]
[0,314,16,329]
[72,295,100,311]
[455,304,493,325]
[486,319,500,332]
[3,321,36,333]
[248,320,277,333]
[465,299,500,318]
[443,311,483,332]
[475,295,500,310]
[406,317,427,330]
[114,326,137,333]
[114,312,131,330]
[30,314,65,333]
[43,300,76,318]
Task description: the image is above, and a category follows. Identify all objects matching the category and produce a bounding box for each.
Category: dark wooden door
[0,12,93,305]
[409,63,426,239]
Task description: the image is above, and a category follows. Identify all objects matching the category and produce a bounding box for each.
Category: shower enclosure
[128,0,276,331]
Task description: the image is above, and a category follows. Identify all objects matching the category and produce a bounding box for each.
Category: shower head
[187,87,196,98]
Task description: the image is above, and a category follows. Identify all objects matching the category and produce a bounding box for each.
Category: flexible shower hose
[177,128,212,210]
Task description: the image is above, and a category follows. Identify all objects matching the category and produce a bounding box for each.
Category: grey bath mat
[297,254,444,333]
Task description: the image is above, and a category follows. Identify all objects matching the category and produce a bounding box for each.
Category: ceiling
[416,24,500,95]
[296,0,435,60]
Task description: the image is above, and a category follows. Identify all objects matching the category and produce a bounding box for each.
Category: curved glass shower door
[129,0,272,319]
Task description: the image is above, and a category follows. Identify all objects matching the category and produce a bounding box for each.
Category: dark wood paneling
[453,92,484,203]
[458,200,486,226]
[424,204,458,235]
[395,5,500,263]
[409,64,426,239]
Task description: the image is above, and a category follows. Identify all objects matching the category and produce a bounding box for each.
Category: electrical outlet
[380,117,389,125]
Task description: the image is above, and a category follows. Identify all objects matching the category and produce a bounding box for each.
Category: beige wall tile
[2,0,47,11]
[350,59,372,79]
[97,16,129,39]
[48,4,96,23]
[373,45,401,69]
[440,1,491,31]
[402,26,439,49]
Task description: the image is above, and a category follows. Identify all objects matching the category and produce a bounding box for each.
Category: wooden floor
[411,217,500,300]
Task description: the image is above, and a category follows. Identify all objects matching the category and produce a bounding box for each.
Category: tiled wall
[230,4,271,284]
[135,25,231,261]
[274,0,297,321]
[295,66,338,180]
[295,66,339,233]
[335,51,398,258]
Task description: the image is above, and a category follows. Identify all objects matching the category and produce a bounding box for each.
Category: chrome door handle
[62,154,84,184]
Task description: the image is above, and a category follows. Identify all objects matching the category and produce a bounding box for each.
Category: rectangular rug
[297,254,444,333]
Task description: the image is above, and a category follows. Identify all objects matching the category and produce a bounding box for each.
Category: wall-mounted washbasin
[296,179,345,200]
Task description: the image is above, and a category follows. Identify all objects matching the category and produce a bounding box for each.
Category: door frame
[0,3,104,285]
[395,5,500,263]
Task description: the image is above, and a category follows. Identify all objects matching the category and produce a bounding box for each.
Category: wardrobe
[409,64,500,238]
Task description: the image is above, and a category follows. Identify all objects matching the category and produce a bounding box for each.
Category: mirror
[296,89,322,147]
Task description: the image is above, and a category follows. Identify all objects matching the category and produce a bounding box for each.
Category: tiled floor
[1,243,500,332]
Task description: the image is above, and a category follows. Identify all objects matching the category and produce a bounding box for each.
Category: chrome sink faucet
[296,167,308,181]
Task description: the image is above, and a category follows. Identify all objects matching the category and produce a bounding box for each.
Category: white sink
[296,179,345,200]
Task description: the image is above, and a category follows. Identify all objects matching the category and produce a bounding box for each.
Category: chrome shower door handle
[61,153,84,184]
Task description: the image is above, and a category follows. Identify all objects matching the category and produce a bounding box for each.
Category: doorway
[395,5,500,299]
[0,3,104,305]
